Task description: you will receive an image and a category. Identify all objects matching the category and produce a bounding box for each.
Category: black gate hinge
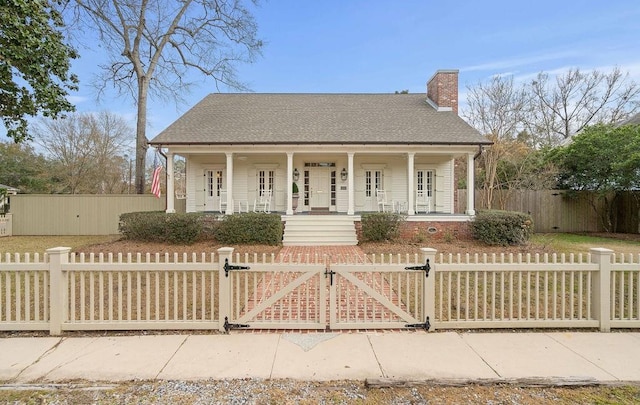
[405,258,431,277]
[406,316,431,331]
[224,316,250,332]
[224,258,250,277]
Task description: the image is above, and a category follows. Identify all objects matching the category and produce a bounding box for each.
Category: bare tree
[463,75,528,209]
[90,111,135,192]
[70,0,262,194]
[527,67,640,146]
[34,111,132,193]
[493,141,558,209]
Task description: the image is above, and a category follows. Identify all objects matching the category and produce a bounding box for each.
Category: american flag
[151,166,162,198]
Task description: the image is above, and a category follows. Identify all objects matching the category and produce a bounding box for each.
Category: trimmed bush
[119,212,204,244]
[215,212,283,245]
[472,210,533,246]
[119,212,167,242]
[165,214,202,244]
[361,212,405,242]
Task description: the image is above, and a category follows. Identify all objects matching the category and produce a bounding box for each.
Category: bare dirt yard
[70,232,640,260]
[70,234,549,258]
[4,232,639,258]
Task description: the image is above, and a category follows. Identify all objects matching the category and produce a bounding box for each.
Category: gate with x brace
[222,254,433,332]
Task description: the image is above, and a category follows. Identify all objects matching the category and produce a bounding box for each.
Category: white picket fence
[0,214,11,237]
[435,249,640,331]
[0,247,638,334]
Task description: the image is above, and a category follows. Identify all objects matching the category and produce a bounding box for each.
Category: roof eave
[149,140,493,147]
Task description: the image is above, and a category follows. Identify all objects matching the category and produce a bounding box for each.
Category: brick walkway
[277,245,371,264]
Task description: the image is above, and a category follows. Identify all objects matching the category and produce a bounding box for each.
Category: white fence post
[590,247,614,332]
[420,247,437,331]
[47,247,71,336]
[217,247,235,332]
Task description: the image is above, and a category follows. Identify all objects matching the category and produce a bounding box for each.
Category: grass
[532,233,640,255]
[0,235,121,255]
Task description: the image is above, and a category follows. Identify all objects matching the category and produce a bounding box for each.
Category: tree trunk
[135,77,149,194]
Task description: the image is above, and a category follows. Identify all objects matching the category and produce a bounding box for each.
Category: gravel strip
[2,379,639,404]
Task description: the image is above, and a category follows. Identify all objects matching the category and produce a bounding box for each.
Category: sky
[4,0,640,145]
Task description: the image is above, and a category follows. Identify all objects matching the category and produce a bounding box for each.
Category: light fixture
[293,168,300,182]
[340,168,348,181]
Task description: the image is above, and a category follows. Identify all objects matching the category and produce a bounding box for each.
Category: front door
[309,168,331,208]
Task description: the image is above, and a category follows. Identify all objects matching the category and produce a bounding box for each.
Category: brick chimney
[427,69,459,114]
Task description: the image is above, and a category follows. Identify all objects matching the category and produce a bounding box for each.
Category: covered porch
[162,145,478,218]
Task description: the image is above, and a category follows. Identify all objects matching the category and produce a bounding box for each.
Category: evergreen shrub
[472,210,533,246]
[215,212,283,245]
[119,211,204,244]
[361,212,405,242]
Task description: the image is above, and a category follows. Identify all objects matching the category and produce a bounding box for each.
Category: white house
[149,70,491,245]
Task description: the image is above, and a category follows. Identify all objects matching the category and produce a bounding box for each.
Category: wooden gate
[328,264,429,329]
[222,258,433,331]
[227,263,328,330]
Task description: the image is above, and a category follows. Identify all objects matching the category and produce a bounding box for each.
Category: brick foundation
[356,220,473,243]
[399,221,472,242]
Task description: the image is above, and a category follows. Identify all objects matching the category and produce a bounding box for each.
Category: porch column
[407,152,415,215]
[286,152,294,215]
[225,152,233,214]
[466,152,476,215]
[347,152,355,215]
[166,152,175,213]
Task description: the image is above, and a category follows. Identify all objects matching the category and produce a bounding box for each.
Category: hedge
[360,212,405,242]
[472,210,533,246]
[215,212,283,245]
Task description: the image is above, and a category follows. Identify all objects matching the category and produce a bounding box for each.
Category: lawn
[0,235,121,256]
[532,233,640,255]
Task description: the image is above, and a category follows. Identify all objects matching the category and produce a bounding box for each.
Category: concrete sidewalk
[1,331,640,384]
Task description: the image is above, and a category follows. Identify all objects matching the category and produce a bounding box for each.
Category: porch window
[304,170,309,206]
[416,170,434,197]
[365,170,383,197]
[207,170,224,197]
[330,171,336,205]
[258,169,275,194]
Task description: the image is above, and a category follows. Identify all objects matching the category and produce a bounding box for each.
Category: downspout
[474,144,483,160]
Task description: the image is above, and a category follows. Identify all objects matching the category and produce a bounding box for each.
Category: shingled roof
[149,93,489,146]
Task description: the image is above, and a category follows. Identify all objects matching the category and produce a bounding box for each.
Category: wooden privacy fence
[458,189,640,233]
[0,247,638,334]
[9,195,186,235]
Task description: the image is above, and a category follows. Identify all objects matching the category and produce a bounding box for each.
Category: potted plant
[292,182,300,212]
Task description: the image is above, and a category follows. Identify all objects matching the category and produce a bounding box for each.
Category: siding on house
[183,152,457,214]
